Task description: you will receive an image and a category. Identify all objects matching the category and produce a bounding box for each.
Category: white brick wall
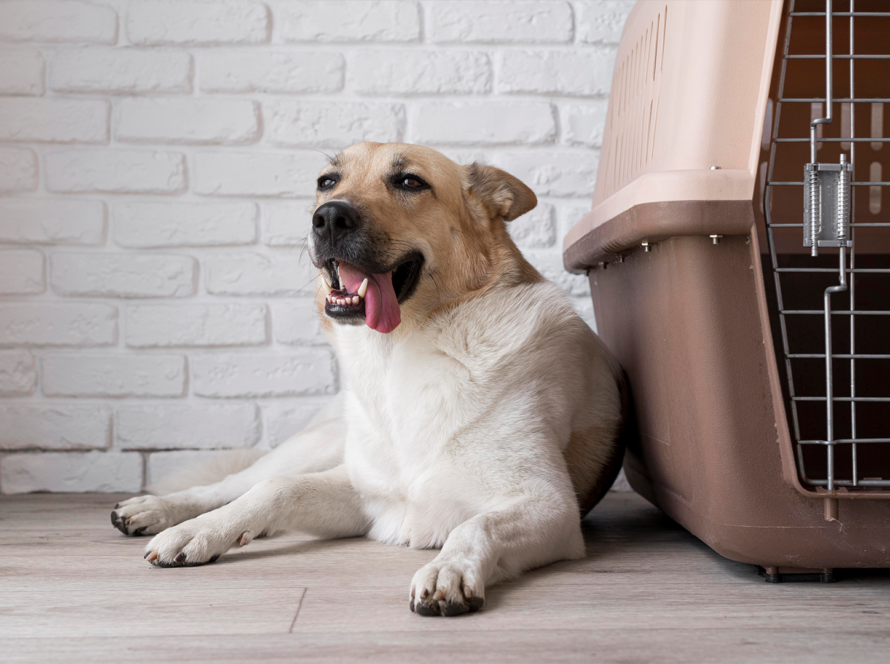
[0,0,632,493]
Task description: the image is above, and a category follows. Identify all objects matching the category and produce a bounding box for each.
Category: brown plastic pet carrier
[564,0,890,580]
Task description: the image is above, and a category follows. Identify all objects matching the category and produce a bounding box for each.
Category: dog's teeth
[357,278,368,298]
[337,264,344,290]
[352,296,359,305]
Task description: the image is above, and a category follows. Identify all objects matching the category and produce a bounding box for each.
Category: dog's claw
[174,552,187,564]
[414,601,441,616]
[111,511,129,536]
[441,601,470,617]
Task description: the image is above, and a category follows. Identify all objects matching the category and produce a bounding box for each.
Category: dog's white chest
[337,327,487,548]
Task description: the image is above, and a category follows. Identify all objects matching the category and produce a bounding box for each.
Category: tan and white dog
[111,142,626,617]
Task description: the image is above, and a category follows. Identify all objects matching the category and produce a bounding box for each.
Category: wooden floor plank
[1,492,888,663]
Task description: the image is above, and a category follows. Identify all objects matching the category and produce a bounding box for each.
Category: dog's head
[309,142,539,334]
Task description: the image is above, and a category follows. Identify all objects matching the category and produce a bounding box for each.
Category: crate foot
[757,566,837,583]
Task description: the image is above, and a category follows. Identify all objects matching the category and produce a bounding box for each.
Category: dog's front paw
[409,558,485,617]
[111,495,187,536]
[143,516,238,568]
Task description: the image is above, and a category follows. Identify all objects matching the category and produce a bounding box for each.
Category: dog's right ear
[464,163,537,222]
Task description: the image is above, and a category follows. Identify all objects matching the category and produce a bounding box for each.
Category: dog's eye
[394,174,429,192]
[317,175,339,190]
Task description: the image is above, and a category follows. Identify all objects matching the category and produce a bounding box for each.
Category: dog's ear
[464,163,537,222]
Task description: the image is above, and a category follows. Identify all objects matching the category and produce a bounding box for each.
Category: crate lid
[564,0,784,271]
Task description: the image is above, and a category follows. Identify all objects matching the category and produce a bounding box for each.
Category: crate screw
[710,234,723,244]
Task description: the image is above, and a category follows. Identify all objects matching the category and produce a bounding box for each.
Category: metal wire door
[764,0,890,493]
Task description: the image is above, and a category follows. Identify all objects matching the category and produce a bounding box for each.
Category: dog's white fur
[113,143,622,616]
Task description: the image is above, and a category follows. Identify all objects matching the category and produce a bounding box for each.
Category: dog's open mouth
[324,253,424,333]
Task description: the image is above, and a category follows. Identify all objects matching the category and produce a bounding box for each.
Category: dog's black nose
[312,201,361,246]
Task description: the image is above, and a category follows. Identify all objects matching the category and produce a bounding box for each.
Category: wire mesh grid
[764,0,890,491]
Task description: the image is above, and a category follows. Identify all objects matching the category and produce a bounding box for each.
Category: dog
[111,142,626,617]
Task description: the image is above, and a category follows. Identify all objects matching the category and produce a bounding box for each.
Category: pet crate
[564,0,890,578]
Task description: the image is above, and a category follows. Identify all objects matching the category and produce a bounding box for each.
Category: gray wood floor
[1,492,888,663]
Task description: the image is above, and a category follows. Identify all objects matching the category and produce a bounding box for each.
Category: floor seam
[289,588,307,633]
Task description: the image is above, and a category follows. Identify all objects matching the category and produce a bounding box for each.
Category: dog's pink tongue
[338,262,401,333]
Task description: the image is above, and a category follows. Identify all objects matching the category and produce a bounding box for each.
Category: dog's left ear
[465,163,537,222]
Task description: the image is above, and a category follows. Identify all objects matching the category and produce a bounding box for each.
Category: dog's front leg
[143,465,366,567]
[409,494,584,617]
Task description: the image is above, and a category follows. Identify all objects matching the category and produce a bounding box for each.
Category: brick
[0,404,111,450]
[348,50,491,95]
[0,98,109,143]
[262,202,314,247]
[0,199,106,245]
[114,201,257,248]
[0,303,117,347]
[570,296,598,333]
[0,350,36,396]
[1,452,141,494]
[51,253,195,298]
[42,354,186,397]
[560,101,609,147]
[192,350,335,397]
[277,1,420,42]
[497,50,615,96]
[0,49,44,95]
[491,151,598,197]
[507,202,555,248]
[46,149,186,194]
[146,449,247,487]
[262,398,330,447]
[523,250,589,296]
[413,102,555,146]
[201,51,342,94]
[429,1,572,43]
[125,303,268,347]
[0,1,117,44]
[0,147,37,193]
[576,1,634,45]
[127,1,270,46]
[555,202,591,238]
[205,253,317,296]
[116,403,260,450]
[265,100,403,148]
[0,250,44,295]
[116,98,259,145]
[51,48,192,94]
[194,151,324,197]
[272,299,328,346]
